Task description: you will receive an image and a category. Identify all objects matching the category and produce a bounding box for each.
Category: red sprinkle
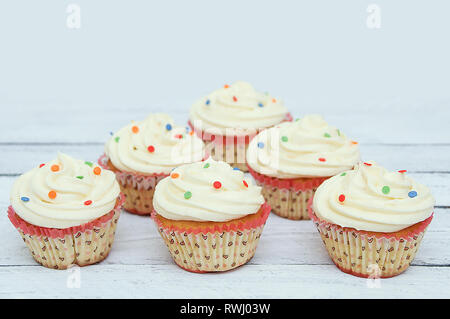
[39,163,45,168]
[84,200,92,206]
[213,181,222,189]
[319,158,326,162]
[338,194,346,203]
[243,180,248,188]
[364,162,372,166]
[233,96,238,102]
[148,145,155,153]
[398,170,407,173]
[175,134,183,139]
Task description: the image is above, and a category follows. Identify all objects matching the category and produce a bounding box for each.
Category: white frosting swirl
[153,159,265,222]
[189,81,289,135]
[10,153,121,228]
[247,114,360,178]
[105,113,205,175]
[313,161,435,232]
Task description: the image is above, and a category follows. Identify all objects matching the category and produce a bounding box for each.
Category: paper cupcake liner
[7,194,124,270]
[307,198,433,278]
[98,154,168,215]
[188,113,293,171]
[151,203,271,272]
[248,164,328,220]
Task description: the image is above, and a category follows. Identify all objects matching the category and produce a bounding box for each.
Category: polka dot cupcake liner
[7,194,124,270]
[98,154,168,215]
[151,203,271,273]
[307,198,433,278]
[247,164,328,220]
[188,113,293,171]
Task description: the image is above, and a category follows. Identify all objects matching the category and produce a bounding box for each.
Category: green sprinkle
[84,161,93,167]
[324,133,331,138]
[114,136,120,143]
[76,176,84,180]
[295,118,300,122]
[382,186,390,194]
[281,136,288,142]
[340,172,347,176]
[337,129,341,136]
[184,191,192,199]
[203,163,210,168]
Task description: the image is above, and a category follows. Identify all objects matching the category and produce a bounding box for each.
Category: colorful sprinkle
[48,191,57,199]
[114,136,120,143]
[324,133,331,138]
[258,103,263,107]
[319,158,326,162]
[84,200,92,206]
[203,163,210,168]
[257,142,264,149]
[171,173,179,179]
[281,136,288,142]
[272,98,277,103]
[93,167,101,175]
[110,132,114,136]
[131,125,139,133]
[337,129,341,136]
[184,191,192,199]
[21,197,30,202]
[165,124,172,131]
[224,84,229,89]
[175,134,183,139]
[39,163,45,168]
[51,165,60,172]
[295,118,300,121]
[364,162,372,166]
[233,167,240,171]
[351,141,358,145]
[213,181,222,189]
[398,170,407,173]
[189,131,194,136]
[340,172,347,176]
[408,191,417,198]
[85,161,93,167]
[233,96,238,102]
[382,186,390,194]
[338,194,345,203]
[148,145,155,153]
[243,180,248,188]
[76,176,84,180]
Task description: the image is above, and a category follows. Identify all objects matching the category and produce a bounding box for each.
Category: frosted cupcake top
[153,159,265,222]
[313,161,435,232]
[189,81,289,136]
[105,113,205,175]
[10,153,121,229]
[247,114,361,178]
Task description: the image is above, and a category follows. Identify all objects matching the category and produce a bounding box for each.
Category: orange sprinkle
[48,191,56,199]
[351,141,358,145]
[224,84,229,88]
[171,173,179,179]
[93,167,101,175]
[189,131,194,136]
[51,165,60,172]
[272,98,277,103]
[131,125,139,133]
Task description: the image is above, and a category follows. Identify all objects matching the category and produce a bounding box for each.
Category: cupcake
[189,81,291,171]
[7,153,123,269]
[100,113,206,215]
[151,159,271,273]
[309,161,434,278]
[247,114,360,220]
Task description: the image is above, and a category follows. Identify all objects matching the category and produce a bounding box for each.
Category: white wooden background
[1,104,450,299]
[1,0,450,299]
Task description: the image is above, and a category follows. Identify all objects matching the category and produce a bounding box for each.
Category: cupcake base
[308,198,433,278]
[7,194,124,270]
[152,203,271,273]
[98,154,168,215]
[248,164,328,220]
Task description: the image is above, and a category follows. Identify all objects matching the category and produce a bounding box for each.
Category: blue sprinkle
[21,197,30,202]
[185,126,190,133]
[408,191,417,198]
[257,142,264,149]
[205,99,210,105]
[109,131,114,136]
[233,167,240,171]
[258,103,263,107]
[165,124,172,131]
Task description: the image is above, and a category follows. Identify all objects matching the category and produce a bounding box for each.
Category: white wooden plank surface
[2,107,450,298]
